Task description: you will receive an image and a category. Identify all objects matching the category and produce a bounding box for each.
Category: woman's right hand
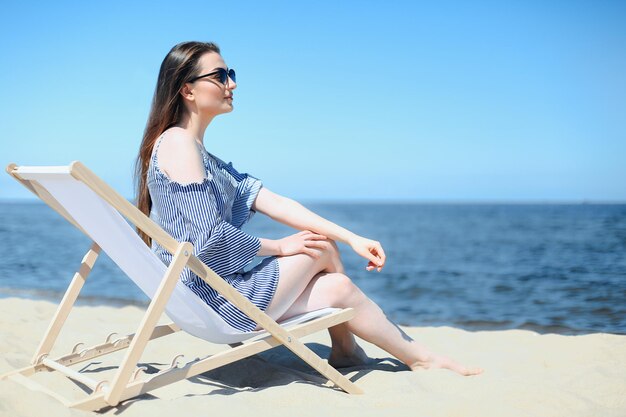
[348,234,386,272]
[278,230,328,257]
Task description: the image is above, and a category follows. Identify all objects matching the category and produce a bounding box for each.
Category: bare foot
[328,343,370,368]
[409,353,484,376]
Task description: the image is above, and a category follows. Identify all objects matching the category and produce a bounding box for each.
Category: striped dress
[146,133,280,332]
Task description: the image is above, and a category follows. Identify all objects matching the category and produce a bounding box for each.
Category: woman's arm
[253,188,355,243]
[253,187,386,270]
[257,238,282,257]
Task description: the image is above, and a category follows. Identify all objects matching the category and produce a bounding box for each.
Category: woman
[135,41,483,376]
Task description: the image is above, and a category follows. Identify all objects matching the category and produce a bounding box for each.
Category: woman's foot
[328,343,370,368]
[409,352,484,376]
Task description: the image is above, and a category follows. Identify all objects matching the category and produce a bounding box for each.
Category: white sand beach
[0,296,624,417]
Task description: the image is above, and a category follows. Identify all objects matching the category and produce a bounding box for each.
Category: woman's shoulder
[156,129,209,185]
[158,127,203,151]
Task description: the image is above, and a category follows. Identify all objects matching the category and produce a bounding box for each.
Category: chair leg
[103,241,193,407]
[31,242,101,364]
[68,308,359,411]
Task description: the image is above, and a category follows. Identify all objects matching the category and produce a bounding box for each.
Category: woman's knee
[319,272,362,307]
[328,239,341,255]
[273,272,365,324]
[309,238,337,257]
[327,239,339,252]
[310,239,342,266]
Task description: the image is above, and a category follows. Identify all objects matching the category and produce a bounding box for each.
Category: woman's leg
[276,271,483,375]
[255,240,358,354]
[270,239,358,358]
[259,240,483,376]
[255,239,345,325]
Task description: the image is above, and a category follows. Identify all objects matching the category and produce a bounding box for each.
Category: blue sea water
[0,201,624,335]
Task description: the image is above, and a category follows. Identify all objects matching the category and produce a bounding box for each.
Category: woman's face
[182,52,236,117]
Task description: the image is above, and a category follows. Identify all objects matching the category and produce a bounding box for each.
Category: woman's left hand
[348,235,386,272]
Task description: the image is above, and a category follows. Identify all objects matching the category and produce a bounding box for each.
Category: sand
[0,296,624,417]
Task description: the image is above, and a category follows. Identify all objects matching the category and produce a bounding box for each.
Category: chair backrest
[12,164,261,343]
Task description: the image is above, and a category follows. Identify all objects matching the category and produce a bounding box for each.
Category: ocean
[0,201,624,335]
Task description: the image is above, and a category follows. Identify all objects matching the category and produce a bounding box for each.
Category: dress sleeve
[221,161,264,228]
[168,178,261,277]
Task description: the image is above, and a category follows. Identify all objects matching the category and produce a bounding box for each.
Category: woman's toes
[463,366,484,376]
[410,354,483,376]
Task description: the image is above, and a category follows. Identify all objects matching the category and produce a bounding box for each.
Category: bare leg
[280,271,483,375]
[257,240,363,358]
[256,241,345,323]
[259,240,483,376]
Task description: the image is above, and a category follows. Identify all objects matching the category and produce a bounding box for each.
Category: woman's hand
[278,230,328,258]
[349,235,386,272]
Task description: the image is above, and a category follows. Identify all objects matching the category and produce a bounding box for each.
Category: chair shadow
[185,342,408,395]
[79,342,408,414]
[71,361,167,415]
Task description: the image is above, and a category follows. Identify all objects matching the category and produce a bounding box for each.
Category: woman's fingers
[369,241,385,262]
[375,242,386,264]
[363,245,385,272]
[304,240,329,249]
[303,248,321,258]
[363,248,382,267]
[348,236,386,273]
[364,257,382,272]
[307,234,327,241]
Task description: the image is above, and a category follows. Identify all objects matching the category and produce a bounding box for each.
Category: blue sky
[1,1,624,202]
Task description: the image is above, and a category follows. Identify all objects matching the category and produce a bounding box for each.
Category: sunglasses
[188,67,236,86]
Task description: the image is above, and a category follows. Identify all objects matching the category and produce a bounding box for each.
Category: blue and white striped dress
[146,133,280,332]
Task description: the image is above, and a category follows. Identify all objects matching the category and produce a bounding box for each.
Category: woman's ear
[179,83,195,101]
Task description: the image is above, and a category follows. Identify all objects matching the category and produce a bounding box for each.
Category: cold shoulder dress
[146,133,280,332]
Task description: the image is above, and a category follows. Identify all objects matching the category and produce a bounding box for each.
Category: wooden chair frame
[0,161,363,411]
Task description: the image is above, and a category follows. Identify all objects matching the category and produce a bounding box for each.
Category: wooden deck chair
[1,161,363,411]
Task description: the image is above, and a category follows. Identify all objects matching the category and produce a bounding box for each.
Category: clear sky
[1,1,625,202]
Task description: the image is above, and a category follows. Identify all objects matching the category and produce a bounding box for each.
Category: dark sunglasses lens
[216,68,227,84]
[214,68,235,84]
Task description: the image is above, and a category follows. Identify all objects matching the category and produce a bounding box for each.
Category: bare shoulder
[157,128,206,184]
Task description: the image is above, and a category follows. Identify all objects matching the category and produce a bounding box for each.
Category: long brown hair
[134,41,221,246]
